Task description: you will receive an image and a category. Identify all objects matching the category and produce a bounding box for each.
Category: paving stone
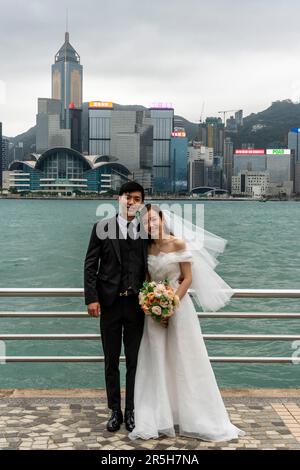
[0,397,299,450]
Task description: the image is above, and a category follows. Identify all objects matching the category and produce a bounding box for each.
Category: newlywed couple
[84,181,246,442]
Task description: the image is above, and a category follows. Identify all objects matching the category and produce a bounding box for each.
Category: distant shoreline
[0,195,298,202]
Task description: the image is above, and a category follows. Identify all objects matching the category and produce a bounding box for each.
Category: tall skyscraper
[36,98,71,153]
[288,128,300,194]
[52,32,83,129]
[89,101,114,155]
[0,122,3,188]
[88,104,153,190]
[223,137,234,192]
[170,129,188,192]
[198,117,225,156]
[148,104,174,192]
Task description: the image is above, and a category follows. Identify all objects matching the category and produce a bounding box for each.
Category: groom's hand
[87,302,101,317]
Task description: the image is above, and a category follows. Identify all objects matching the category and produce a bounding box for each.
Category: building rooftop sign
[266,149,291,155]
[235,149,265,155]
[150,102,174,109]
[171,131,186,137]
[89,101,113,109]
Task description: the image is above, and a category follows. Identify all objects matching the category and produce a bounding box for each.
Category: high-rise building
[36,98,71,153]
[223,137,234,192]
[148,104,174,192]
[88,105,153,191]
[69,105,82,153]
[187,142,214,191]
[1,136,9,170]
[111,109,153,190]
[0,122,2,187]
[266,149,294,196]
[52,32,83,129]
[89,101,114,156]
[235,110,243,127]
[170,129,188,192]
[198,117,224,156]
[233,149,266,176]
[13,142,24,161]
[288,128,300,194]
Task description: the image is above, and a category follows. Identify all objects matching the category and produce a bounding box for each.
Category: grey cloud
[0,0,299,135]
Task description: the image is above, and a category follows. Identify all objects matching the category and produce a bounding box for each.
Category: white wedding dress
[128,248,246,442]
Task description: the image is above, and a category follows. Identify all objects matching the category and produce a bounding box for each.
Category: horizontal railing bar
[0,312,90,317]
[0,334,299,341]
[1,288,300,298]
[0,356,299,363]
[198,313,300,318]
[0,311,300,318]
[0,334,101,340]
[203,334,300,341]
[0,288,83,298]
[232,289,300,298]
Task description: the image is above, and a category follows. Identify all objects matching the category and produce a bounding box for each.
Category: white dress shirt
[117,214,139,240]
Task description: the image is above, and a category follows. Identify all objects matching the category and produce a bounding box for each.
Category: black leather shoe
[107,409,123,432]
[125,409,135,432]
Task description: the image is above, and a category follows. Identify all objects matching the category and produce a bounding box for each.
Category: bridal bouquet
[138,280,180,325]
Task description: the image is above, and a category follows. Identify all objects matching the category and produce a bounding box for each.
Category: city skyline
[1,0,300,136]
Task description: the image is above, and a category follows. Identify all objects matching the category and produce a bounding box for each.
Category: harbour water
[0,199,299,389]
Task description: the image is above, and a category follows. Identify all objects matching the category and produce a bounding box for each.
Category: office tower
[266,149,294,196]
[89,101,114,155]
[52,32,83,129]
[69,105,82,152]
[235,110,243,127]
[288,128,300,194]
[1,136,9,170]
[36,98,71,153]
[223,137,234,192]
[111,109,153,190]
[187,143,214,191]
[88,105,153,190]
[198,117,224,156]
[0,122,2,187]
[226,115,238,132]
[13,142,24,161]
[233,149,266,175]
[149,104,174,192]
[170,129,188,192]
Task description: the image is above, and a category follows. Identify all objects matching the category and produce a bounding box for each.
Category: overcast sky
[0,0,299,137]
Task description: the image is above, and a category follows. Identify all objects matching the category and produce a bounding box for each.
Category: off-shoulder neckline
[148,248,189,257]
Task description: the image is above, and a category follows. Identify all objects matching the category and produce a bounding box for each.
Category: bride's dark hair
[141,204,173,244]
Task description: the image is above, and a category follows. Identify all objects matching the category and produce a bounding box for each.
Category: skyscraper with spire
[51,31,83,129]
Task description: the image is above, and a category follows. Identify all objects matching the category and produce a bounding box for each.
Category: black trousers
[100,294,145,411]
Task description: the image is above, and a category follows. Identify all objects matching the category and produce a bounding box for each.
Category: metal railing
[0,288,300,364]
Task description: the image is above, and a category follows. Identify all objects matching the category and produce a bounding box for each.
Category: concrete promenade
[0,389,300,450]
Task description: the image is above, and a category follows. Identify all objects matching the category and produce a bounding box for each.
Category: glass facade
[89,109,112,156]
[8,148,130,194]
[150,108,174,192]
[233,154,266,176]
[170,137,188,192]
[38,150,90,179]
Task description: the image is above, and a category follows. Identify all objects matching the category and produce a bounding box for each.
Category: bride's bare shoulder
[171,237,186,252]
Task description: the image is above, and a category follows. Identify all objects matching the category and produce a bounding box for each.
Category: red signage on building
[235,149,265,155]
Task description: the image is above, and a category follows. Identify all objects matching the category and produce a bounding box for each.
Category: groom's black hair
[119,181,145,201]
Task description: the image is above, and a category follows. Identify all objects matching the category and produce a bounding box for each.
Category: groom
[84,181,148,432]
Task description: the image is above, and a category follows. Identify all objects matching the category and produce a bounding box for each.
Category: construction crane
[218,110,239,125]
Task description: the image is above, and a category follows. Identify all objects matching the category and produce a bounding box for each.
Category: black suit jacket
[84,215,148,306]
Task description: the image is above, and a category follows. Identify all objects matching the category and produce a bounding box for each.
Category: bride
[128,203,246,442]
